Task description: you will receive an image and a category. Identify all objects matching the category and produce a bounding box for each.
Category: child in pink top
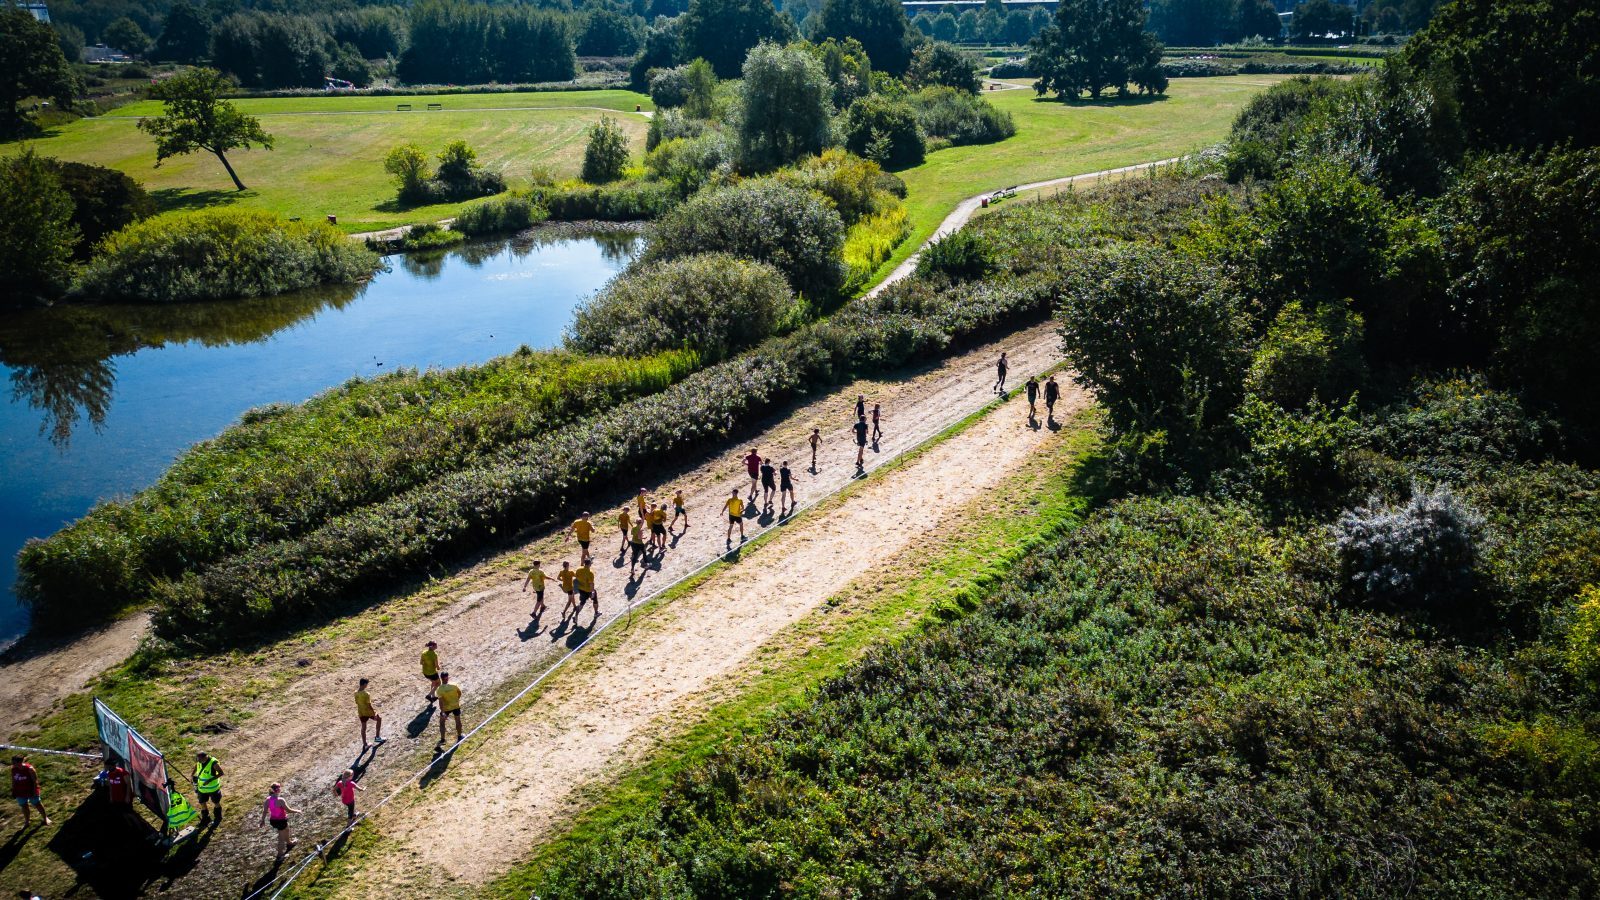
[333,769,363,823]
[258,782,300,861]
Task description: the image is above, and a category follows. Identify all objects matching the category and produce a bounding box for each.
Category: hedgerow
[533,179,679,221]
[451,195,547,237]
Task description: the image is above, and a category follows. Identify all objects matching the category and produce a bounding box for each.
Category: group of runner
[997,352,1061,423]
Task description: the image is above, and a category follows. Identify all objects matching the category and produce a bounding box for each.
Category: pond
[0,227,641,649]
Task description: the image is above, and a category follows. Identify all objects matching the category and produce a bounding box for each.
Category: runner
[192,750,224,824]
[853,414,869,470]
[258,783,299,861]
[420,641,441,702]
[855,394,866,421]
[521,560,547,619]
[723,488,746,544]
[995,351,1009,392]
[436,673,464,746]
[635,488,649,522]
[557,561,577,618]
[671,489,688,531]
[743,448,762,500]
[10,754,50,828]
[616,507,632,555]
[1024,376,1039,418]
[355,677,385,749]
[871,403,882,443]
[648,502,668,550]
[566,512,594,564]
[628,517,649,578]
[575,560,599,614]
[779,460,796,516]
[1044,374,1060,421]
[332,770,363,824]
[760,458,777,512]
[809,427,822,472]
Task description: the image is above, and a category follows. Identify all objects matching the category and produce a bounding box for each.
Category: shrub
[772,149,904,228]
[394,221,464,251]
[842,94,926,169]
[534,179,679,221]
[1236,394,1359,507]
[842,205,910,293]
[581,116,631,184]
[0,150,77,302]
[645,107,707,152]
[906,41,981,93]
[643,133,732,197]
[648,64,691,108]
[1334,483,1485,609]
[451,195,546,237]
[384,143,431,200]
[642,179,845,299]
[915,227,991,280]
[1245,299,1365,409]
[569,253,796,360]
[76,209,379,304]
[43,159,155,258]
[907,86,1015,146]
[737,42,833,172]
[1568,585,1600,692]
[386,141,505,204]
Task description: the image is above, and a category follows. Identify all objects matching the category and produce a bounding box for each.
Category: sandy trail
[330,351,1086,895]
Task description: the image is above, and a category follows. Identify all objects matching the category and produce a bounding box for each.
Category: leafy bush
[648,65,691,108]
[76,209,379,304]
[533,179,679,221]
[841,94,926,169]
[1245,299,1365,409]
[907,86,1016,146]
[393,221,464,251]
[737,42,833,172]
[643,133,732,197]
[642,179,845,299]
[1568,585,1600,692]
[905,40,981,93]
[0,150,77,302]
[19,348,700,626]
[451,195,546,237]
[1237,394,1359,506]
[915,227,991,280]
[569,253,795,360]
[385,140,506,204]
[1334,483,1485,609]
[644,108,707,152]
[582,116,631,184]
[771,149,904,228]
[44,159,155,258]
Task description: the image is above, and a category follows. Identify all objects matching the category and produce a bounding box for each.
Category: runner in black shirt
[871,403,882,443]
[995,352,1008,392]
[760,458,777,512]
[853,415,869,470]
[778,461,795,516]
[1044,375,1061,422]
[1024,376,1039,419]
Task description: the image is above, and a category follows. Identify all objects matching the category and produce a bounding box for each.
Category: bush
[908,86,1016,146]
[842,94,926,169]
[43,159,155,258]
[451,195,546,237]
[645,107,707,152]
[569,253,796,360]
[386,141,505,204]
[642,179,845,299]
[1569,585,1600,692]
[905,40,981,93]
[393,221,464,251]
[915,227,990,280]
[0,150,77,302]
[772,149,904,228]
[1334,483,1485,609]
[643,133,732,197]
[1245,299,1365,409]
[76,209,379,304]
[1236,394,1359,507]
[534,179,679,221]
[582,116,631,184]
[648,64,691,108]
[842,205,910,293]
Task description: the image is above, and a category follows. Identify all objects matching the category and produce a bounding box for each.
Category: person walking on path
[648,502,668,550]
[333,770,363,824]
[355,678,385,749]
[193,750,224,824]
[566,513,594,564]
[557,562,577,619]
[1044,375,1061,423]
[779,460,796,516]
[809,428,821,472]
[855,395,866,422]
[627,518,649,579]
[575,560,599,613]
[634,489,649,527]
[10,755,50,828]
[853,415,869,470]
[420,641,441,703]
[615,507,632,556]
[521,560,546,619]
[995,352,1009,393]
[871,404,882,443]
[1024,376,1039,419]
[258,783,299,862]
[743,449,763,500]
[436,673,463,746]
[723,489,746,544]
[672,490,689,531]
[760,458,777,512]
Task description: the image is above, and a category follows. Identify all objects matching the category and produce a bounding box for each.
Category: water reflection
[0,283,365,447]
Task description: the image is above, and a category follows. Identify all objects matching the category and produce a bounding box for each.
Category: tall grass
[843,206,912,293]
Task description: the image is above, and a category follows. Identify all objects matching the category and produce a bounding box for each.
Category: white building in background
[10,0,51,22]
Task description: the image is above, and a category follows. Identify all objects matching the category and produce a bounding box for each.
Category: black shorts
[270,818,288,831]
[578,539,590,550]
[674,505,685,515]
[442,708,461,719]
[728,513,741,524]
[198,790,221,803]
[533,589,544,600]
[344,802,356,816]
[578,589,595,602]
[761,478,775,489]
[630,543,646,561]
[856,436,867,446]
[780,480,793,492]
[650,523,666,536]
[359,714,376,723]
[424,672,440,682]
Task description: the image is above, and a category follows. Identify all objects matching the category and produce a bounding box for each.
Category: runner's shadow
[757,508,775,527]
[404,705,435,739]
[320,829,353,863]
[669,530,685,549]
[419,744,457,789]
[550,615,571,640]
[242,858,285,899]
[0,827,31,871]
[1048,416,1061,431]
[564,620,593,649]
[517,615,544,641]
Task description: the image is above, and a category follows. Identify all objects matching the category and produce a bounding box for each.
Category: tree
[331,44,374,88]
[906,40,981,93]
[582,117,631,183]
[1028,0,1166,99]
[0,151,78,302]
[53,23,85,64]
[1237,0,1282,40]
[103,16,152,57]
[812,0,915,75]
[577,8,642,56]
[0,6,78,139]
[256,15,333,89]
[930,11,957,41]
[682,57,719,118]
[152,1,211,63]
[680,0,795,77]
[737,41,832,171]
[43,159,155,258]
[1290,0,1354,41]
[842,94,926,168]
[1004,9,1033,45]
[629,21,682,90]
[210,13,264,85]
[138,68,274,192]
[799,37,872,108]
[384,144,431,200]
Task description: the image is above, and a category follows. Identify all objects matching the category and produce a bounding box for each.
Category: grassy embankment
[872,73,1291,281]
[8,89,653,233]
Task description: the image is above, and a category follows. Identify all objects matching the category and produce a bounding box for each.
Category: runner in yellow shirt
[435,673,463,746]
[671,490,688,531]
[628,518,649,579]
[566,513,594,564]
[723,488,745,544]
[420,641,440,702]
[574,561,599,615]
[635,488,649,521]
[616,507,632,555]
[648,502,668,550]
[354,677,385,749]
[557,561,577,618]
[521,560,546,619]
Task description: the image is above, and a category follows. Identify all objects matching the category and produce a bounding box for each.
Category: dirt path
[328,348,1087,896]
[0,614,148,740]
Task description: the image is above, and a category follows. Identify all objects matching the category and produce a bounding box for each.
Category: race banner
[94,698,171,824]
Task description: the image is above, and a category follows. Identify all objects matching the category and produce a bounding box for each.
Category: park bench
[427,103,443,110]
[396,103,411,111]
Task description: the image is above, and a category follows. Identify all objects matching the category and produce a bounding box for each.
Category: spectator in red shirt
[11,754,51,827]
[105,759,132,806]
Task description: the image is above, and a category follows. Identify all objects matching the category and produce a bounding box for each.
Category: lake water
[0,228,640,648]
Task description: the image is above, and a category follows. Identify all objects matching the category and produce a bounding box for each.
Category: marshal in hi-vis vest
[194,757,221,794]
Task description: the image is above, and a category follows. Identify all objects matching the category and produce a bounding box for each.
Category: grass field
[10,90,654,233]
[874,74,1289,280]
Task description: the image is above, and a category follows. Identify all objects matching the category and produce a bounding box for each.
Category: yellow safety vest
[166,790,200,829]
[194,758,221,794]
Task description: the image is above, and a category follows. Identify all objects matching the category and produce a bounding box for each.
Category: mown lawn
[877,74,1290,279]
[9,89,653,233]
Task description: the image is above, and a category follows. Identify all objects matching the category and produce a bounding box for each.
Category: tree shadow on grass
[150,187,246,214]
[1033,92,1170,108]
